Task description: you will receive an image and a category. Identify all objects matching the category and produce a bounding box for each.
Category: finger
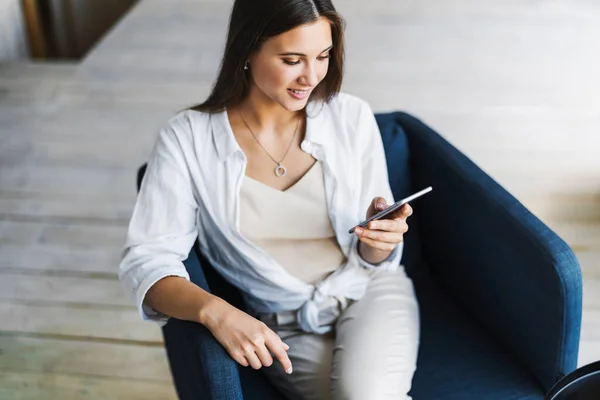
[265,336,293,374]
[356,227,403,244]
[386,204,413,220]
[255,344,274,368]
[367,219,408,233]
[231,350,249,367]
[357,235,398,252]
[244,349,263,370]
[371,197,388,211]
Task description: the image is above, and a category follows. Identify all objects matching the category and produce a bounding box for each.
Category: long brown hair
[190,0,345,113]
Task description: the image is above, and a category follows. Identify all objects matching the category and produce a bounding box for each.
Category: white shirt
[119,92,403,333]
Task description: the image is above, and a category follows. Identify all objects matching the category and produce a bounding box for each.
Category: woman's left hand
[354,197,412,253]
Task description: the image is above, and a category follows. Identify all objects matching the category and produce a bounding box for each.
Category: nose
[299,61,319,87]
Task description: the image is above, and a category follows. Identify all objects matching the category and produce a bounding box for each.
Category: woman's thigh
[261,328,335,400]
[331,268,420,400]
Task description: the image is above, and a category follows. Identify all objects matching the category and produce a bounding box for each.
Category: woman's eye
[283,59,301,66]
[318,54,331,61]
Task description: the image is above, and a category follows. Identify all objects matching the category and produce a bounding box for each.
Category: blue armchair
[136,111,582,399]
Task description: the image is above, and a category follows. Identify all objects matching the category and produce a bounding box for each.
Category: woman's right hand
[200,296,293,374]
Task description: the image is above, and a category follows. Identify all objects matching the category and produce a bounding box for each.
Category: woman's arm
[144,276,216,324]
[119,115,292,373]
[358,237,394,264]
[119,117,199,323]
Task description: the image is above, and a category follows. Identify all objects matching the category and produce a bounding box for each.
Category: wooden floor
[1,0,599,398]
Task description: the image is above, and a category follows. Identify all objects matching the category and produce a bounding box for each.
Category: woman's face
[247,17,333,112]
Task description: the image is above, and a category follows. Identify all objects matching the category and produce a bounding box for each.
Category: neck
[237,85,303,133]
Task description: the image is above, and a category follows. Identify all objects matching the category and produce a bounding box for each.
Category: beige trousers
[253,268,420,400]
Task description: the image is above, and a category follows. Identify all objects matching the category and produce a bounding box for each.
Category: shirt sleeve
[119,118,199,324]
[349,100,404,270]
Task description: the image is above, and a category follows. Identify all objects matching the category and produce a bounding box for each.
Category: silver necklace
[239,110,300,178]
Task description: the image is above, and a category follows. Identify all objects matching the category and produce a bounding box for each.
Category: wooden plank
[39,222,126,248]
[0,90,190,123]
[0,302,162,343]
[519,194,600,225]
[0,370,176,400]
[57,80,211,106]
[0,197,132,225]
[0,220,126,252]
[0,274,132,306]
[0,165,135,198]
[0,220,45,245]
[0,79,62,104]
[576,250,600,277]
[552,224,600,253]
[0,242,121,274]
[0,220,126,248]
[0,100,173,140]
[0,134,153,169]
[0,63,77,82]
[0,336,171,381]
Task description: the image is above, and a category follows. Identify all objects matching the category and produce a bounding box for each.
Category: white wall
[0,0,29,61]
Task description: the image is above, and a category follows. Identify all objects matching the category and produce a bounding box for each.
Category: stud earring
[244,61,249,70]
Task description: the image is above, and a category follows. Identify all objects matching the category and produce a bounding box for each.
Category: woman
[119,0,420,399]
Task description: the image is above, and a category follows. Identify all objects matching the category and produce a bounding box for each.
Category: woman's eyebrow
[277,45,333,57]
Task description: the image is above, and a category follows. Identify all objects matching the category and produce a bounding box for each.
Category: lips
[287,88,311,99]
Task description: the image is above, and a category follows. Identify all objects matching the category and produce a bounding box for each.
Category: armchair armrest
[396,112,583,392]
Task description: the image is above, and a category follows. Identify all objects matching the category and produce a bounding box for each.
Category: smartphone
[348,186,433,234]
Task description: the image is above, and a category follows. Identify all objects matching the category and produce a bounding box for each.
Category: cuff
[136,269,190,325]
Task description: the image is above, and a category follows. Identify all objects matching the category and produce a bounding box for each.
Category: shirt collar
[210,101,332,162]
[211,110,241,161]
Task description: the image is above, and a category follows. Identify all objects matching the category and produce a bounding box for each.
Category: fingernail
[286,366,293,374]
[377,202,385,209]
[355,227,363,234]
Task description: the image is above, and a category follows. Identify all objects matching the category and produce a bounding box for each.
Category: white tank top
[239,161,347,285]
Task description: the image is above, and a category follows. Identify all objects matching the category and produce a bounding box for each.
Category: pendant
[274,163,287,177]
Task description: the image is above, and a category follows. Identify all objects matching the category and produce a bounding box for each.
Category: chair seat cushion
[411,271,545,399]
